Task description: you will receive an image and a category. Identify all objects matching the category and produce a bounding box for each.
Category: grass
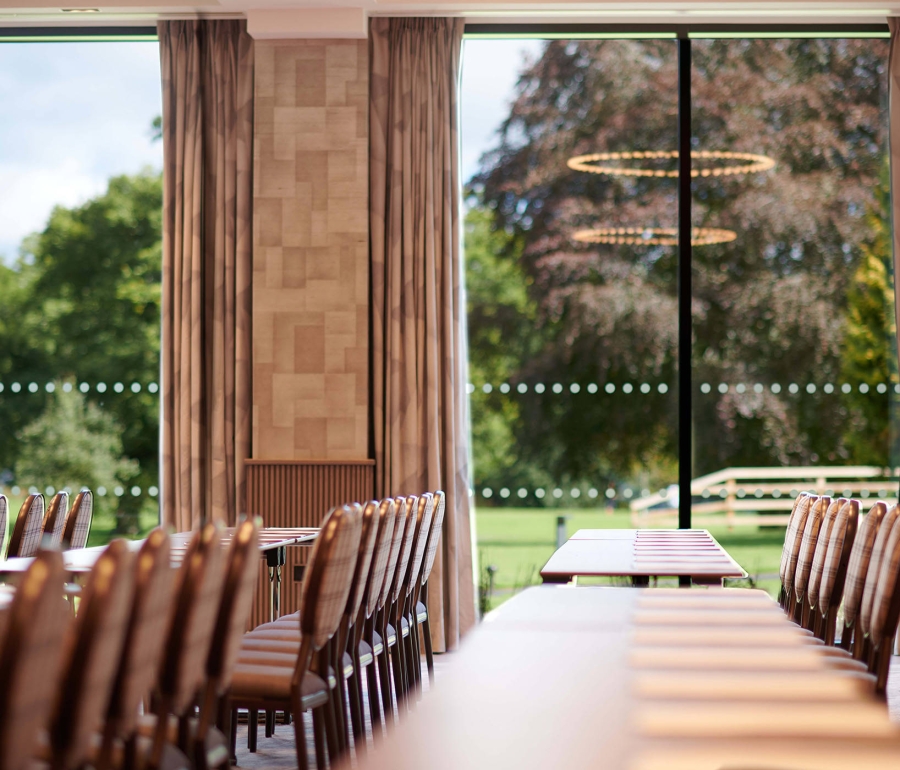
[475,506,784,611]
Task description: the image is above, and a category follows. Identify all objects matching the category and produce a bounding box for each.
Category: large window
[0,33,163,543]
[463,29,892,607]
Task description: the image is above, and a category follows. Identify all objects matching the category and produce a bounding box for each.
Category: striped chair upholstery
[858,503,900,641]
[0,494,8,558]
[420,490,446,589]
[814,499,859,615]
[868,514,900,649]
[404,493,435,597]
[345,502,381,625]
[41,492,69,549]
[842,501,890,632]
[806,498,845,612]
[390,496,419,605]
[62,491,93,550]
[7,495,46,559]
[779,493,813,595]
[365,500,398,619]
[378,498,409,612]
[791,495,829,607]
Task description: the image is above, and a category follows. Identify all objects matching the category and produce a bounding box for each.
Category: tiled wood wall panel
[252,39,369,460]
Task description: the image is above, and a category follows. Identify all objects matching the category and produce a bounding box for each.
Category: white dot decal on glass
[860,383,869,394]
[535,383,545,394]
[589,488,600,498]
[877,383,887,394]
[842,383,852,394]
[499,383,510,394]
[788,383,799,394]
[62,382,72,393]
[97,383,107,393]
[719,489,728,498]
[97,487,107,497]
[773,489,781,498]
[641,489,650,498]
[482,488,493,498]
[10,486,19,496]
[754,489,764,498]
[879,489,888,497]
[45,382,55,393]
[823,383,834,394]
[640,383,651,394]
[131,382,142,393]
[28,486,38,495]
[114,382,124,393]
[535,489,545,499]
[45,486,55,496]
[806,384,816,394]
[482,383,492,393]
[605,383,615,394]
[114,486,124,497]
[701,489,710,498]
[570,383,580,394]
[552,383,563,394]
[771,383,781,394]
[861,489,870,498]
[11,383,20,393]
[517,488,527,498]
[149,486,159,497]
[28,382,38,393]
[623,488,634,499]
[842,488,853,498]
[552,488,563,499]
[700,383,711,394]
[789,489,799,497]
[658,383,668,394]
[622,383,633,394]
[737,489,746,498]
[0,384,4,393]
[80,383,89,393]
[131,486,141,497]
[753,383,763,393]
[895,384,900,395]
[570,489,580,498]
[718,383,728,394]
[587,383,598,394]
[466,383,475,394]
[517,383,528,394]
[735,384,746,394]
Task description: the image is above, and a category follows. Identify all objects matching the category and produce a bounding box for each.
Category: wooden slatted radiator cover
[245,459,375,628]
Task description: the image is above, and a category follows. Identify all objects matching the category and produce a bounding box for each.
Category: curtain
[370,17,476,651]
[158,20,253,531]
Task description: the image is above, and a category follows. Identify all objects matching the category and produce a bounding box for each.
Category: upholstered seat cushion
[230,664,329,708]
[237,648,355,680]
[416,600,427,623]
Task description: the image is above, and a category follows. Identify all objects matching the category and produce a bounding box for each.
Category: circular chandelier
[567,150,776,178]
[572,226,738,247]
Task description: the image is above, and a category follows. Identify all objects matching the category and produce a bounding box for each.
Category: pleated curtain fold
[369,17,477,651]
[158,20,253,531]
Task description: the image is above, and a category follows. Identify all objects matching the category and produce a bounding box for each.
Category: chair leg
[391,633,406,713]
[312,708,328,770]
[378,620,394,723]
[229,709,238,764]
[291,704,309,770]
[422,613,435,684]
[265,709,274,738]
[347,658,366,753]
[248,709,258,752]
[366,650,383,732]
[323,689,341,761]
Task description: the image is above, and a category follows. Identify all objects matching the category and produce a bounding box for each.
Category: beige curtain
[159,20,253,531]
[370,17,476,651]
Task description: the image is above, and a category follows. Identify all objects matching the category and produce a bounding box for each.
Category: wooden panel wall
[246,459,375,626]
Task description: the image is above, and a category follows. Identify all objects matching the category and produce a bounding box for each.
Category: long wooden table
[541,529,746,586]
[0,526,319,622]
[349,586,900,770]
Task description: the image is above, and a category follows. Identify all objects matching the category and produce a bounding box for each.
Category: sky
[0,41,163,263]
[0,37,537,262]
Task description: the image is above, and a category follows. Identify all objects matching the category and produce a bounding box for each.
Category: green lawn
[475,507,784,610]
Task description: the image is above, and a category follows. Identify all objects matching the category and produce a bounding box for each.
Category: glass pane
[690,37,892,595]
[0,41,162,544]
[463,37,679,608]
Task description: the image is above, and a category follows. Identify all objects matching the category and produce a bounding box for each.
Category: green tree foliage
[468,38,890,500]
[0,171,162,532]
[15,386,139,524]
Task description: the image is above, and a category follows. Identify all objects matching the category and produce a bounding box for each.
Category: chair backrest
[858,503,900,640]
[420,490,446,587]
[299,505,363,650]
[791,495,829,603]
[364,499,398,619]
[0,550,67,770]
[62,490,93,550]
[404,493,435,599]
[344,502,380,624]
[158,523,226,715]
[779,493,812,588]
[378,497,409,611]
[806,498,844,612]
[207,518,261,694]
[42,491,69,549]
[104,528,174,741]
[812,498,859,614]
[7,494,46,558]
[391,495,420,604]
[842,501,889,631]
[0,494,8,557]
[49,539,135,770]
[867,514,900,649]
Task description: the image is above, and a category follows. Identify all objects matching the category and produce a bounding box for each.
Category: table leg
[631,576,650,587]
[266,547,286,622]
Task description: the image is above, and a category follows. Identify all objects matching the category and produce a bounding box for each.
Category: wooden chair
[147,523,226,769]
[777,493,812,609]
[7,493,46,558]
[42,491,69,549]
[62,490,93,550]
[864,512,900,694]
[414,490,446,684]
[399,493,435,697]
[228,504,362,770]
[808,499,859,643]
[0,549,68,770]
[385,495,419,714]
[44,539,136,770]
[96,528,180,770]
[0,493,8,557]
[789,495,829,622]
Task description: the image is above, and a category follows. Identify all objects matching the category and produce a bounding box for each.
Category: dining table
[0,525,319,622]
[349,584,900,770]
[540,528,746,586]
